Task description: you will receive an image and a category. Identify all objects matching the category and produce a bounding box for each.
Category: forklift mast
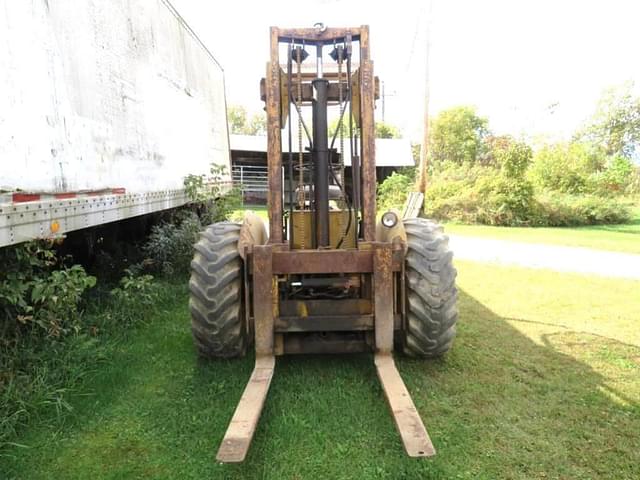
[263,25,378,247]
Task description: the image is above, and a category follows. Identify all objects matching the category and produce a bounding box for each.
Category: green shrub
[528,141,635,196]
[533,193,631,226]
[424,172,535,226]
[184,164,242,225]
[0,258,166,449]
[0,242,97,447]
[496,141,532,179]
[106,270,158,327]
[585,155,635,195]
[0,243,96,343]
[377,170,415,211]
[475,175,535,225]
[142,211,202,277]
[423,161,631,227]
[424,152,534,226]
[528,142,604,194]
[136,164,241,279]
[625,165,640,195]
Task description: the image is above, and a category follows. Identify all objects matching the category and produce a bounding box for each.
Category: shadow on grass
[3,289,639,480]
[579,222,640,234]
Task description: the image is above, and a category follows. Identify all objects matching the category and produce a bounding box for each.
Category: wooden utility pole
[417,2,432,194]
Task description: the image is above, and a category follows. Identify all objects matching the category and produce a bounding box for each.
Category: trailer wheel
[400,218,458,358]
[189,222,248,358]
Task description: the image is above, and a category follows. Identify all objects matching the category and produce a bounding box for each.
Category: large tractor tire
[400,218,458,358]
[189,222,248,358]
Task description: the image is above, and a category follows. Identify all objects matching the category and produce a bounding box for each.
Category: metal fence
[232,165,268,193]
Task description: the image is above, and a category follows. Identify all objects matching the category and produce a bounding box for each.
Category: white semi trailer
[0,0,230,248]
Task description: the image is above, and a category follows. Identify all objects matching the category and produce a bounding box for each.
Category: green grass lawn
[2,263,639,479]
[234,204,640,254]
[444,205,640,254]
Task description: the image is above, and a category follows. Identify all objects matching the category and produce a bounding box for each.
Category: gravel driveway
[448,235,640,279]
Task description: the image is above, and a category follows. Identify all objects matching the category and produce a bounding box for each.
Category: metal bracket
[216,245,276,463]
[373,243,435,457]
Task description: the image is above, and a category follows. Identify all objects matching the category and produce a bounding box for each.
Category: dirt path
[449,235,640,279]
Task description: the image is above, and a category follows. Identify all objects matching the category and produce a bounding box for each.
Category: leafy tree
[480,134,517,166]
[375,122,401,139]
[495,140,533,179]
[588,155,635,194]
[227,105,248,134]
[429,106,489,166]
[377,171,414,210]
[247,113,267,136]
[227,105,266,135]
[328,119,401,140]
[528,142,605,194]
[577,81,640,158]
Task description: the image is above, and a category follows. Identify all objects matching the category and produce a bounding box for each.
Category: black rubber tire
[400,218,458,358]
[189,221,247,358]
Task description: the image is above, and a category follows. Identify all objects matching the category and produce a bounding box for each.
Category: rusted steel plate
[374,244,394,353]
[280,298,372,316]
[360,58,376,241]
[253,245,274,355]
[243,247,253,342]
[216,355,276,463]
[260,77,380,102]
[273,249,372,274]
[276,27,364,44]
[374,353,436,457]
[282,332,368,354]
[359,25,370,61]
[275,314,374,332]
[271,249,401,274]
[266,28,283,243]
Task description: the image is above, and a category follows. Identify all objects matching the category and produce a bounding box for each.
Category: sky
[170,0,640,143]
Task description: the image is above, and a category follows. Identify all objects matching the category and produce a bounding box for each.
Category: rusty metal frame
[216,245,276,463]
[276,27,364,44]
[260,76,380,103]
[372,242,435,457]
[359,26,377,241]
[265,26,376,244]
[266,28,283,243]
[270,247,403,275]
[275,314,373,332]
[219,26,435,463]
[217,241,435,461]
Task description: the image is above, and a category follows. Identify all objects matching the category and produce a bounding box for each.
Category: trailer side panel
[0,0,229,193]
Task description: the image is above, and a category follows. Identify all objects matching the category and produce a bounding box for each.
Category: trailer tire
[189,222,248,358]
[400,218,458,358]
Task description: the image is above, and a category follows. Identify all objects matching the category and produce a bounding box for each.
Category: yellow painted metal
[375,208,407,252]
[238,211,268,260]
[291,210,356,249]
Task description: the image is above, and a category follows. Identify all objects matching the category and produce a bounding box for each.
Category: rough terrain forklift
[189,25,458,463]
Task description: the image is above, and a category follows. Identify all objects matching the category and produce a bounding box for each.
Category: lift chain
[337,45,348,239]
[295,46,306,248]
